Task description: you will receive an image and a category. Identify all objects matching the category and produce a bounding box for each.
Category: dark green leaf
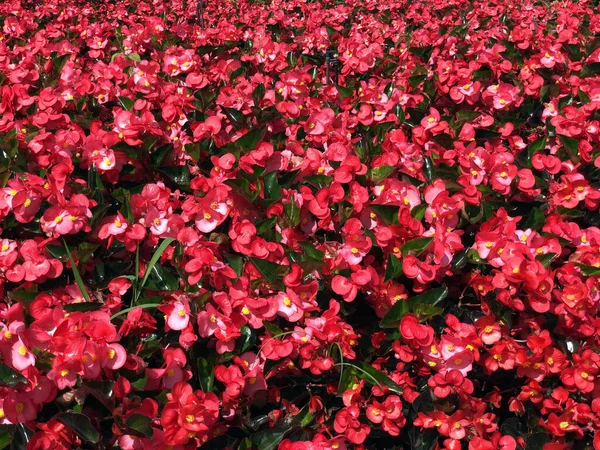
[250,428,287,450]
[235,128,266,150]
[0,364,28,388]
[150,144,173,167]
[139,238,175,293]
[557,134,580,164]
[0,426,11,450]
[197,357,214,392]
[263,320,283,336]
[411,203,427,221]
[401,237,433,256]
[159,166,191,187]
[352,361,403,395]
[422,156,434,181]
[249,257,285,283]
[284,200,300,227]
[576,263,600,276]
[10,424,33,450]
[370,165,395,184]
[336,85,353,99]
[125,414,154,438]
[299,242,324,260]
[409,427,438,450]
[380,287,449,328]
[88,164,104,192]
[384,253,403,282]
[46,245,67,258]
[253,83,266,106]
[240,325,256,352]
[370,204,399,224]
[256,217,277,234]
[118,96,134,111]
[527,136,547,160]
[222,107,244,127]
[264,171,282,201]
[536,252,557,268]
[56,413,100,444]
[524,433,550,450]
[524,207,546,231]
[52,54,71,74]
[303,175,332,186]
[225,253,244,278]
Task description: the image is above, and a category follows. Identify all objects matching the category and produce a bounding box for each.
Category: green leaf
[64,241,90,302]
[138,238,175,299]
[256,217,277,233]
[0,364,28,388]
[380,287,448,328]
[535,253,558,269]
[524,207,546,231]
[197,357,214,392]
[144,263,179,291]
[10,424,33,450]
[336,85,353,99]
[351,361,403,395]
[253,83,266,106]
[527,136,547,160]
[576,263,600,276]
[384,254,403,282]
[127,53,142,62]
[238,438,253,450]
[557,134,580,164]
[263,320,283,336]
[235,128,266,150]
[401,237,433,256]
[159,166,191,187]
[46,245,67,258]
[88,163,104,192]
[524,432,550,450]
[56,413,100,444]
[299,242,324,260]
[249,257,285,283]
[263,171,282,201]
[370,165,395,184]
[0,426,11,450]
[578,88,590,104]
[222,107,244,127]
[240,325,256,352]
[422,156,434,181]
[284,201,300,227]
[225,253,244,278]
[409,427,438,450]
[125,414,154,438]
[370,204,399,224]
[150,144,173,167]
[52,53,71,74]
[303,174,332,186]
[411,203,427,221]
[250,427,287,450]
[118,96,134,111]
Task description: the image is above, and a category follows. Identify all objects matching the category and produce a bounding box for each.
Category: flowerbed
[2,0,600,448]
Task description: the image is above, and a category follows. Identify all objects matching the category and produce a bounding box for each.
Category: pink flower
[11,338,35,371]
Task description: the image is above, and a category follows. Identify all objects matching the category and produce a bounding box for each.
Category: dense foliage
[2,0,600,448]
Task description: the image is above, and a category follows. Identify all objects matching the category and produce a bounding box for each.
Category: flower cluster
[1,0,600,449]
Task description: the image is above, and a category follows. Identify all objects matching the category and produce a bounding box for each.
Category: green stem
[110,303,161,321]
